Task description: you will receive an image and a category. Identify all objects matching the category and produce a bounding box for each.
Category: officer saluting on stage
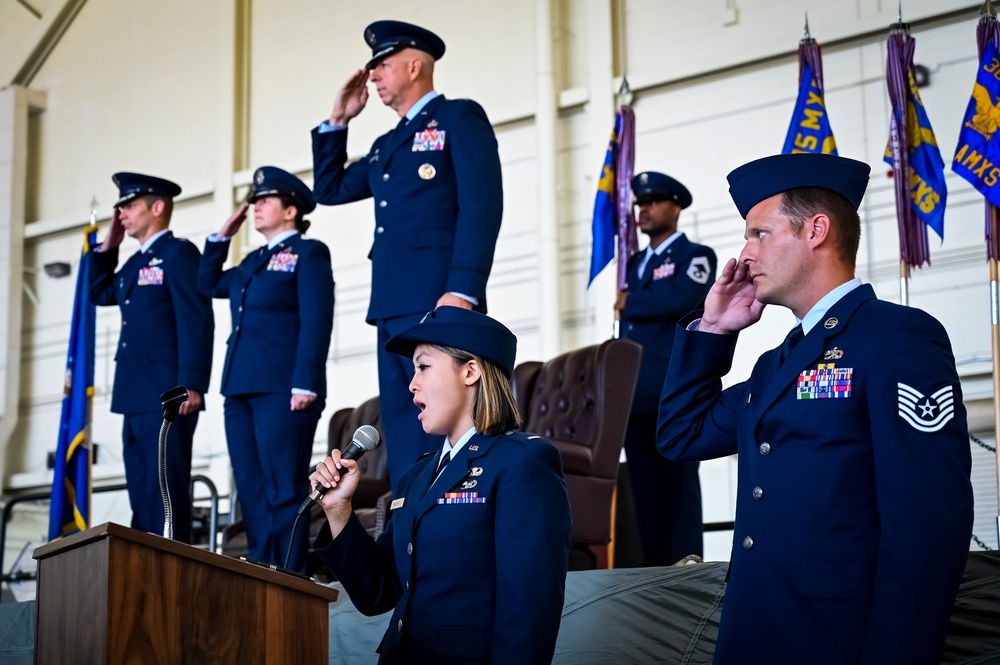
[199,166,334,572]
[657,153,973,664]
[616,171,716,566]
[311,20,503,494]
[89,173,214,544]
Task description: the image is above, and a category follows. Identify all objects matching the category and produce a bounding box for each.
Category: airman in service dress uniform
[311,21,503,494]
[90,173,214,544]
[656,154,973,664]
[311,307,570,665]
[199,167,334,572]
[617,171,716,566]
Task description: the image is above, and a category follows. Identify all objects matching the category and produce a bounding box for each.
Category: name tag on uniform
[797,363,853,399]
[137,266,164,285]
[390,498,405,510]
[412,129,446,151]
[267,250,298,273]
[437,492,487,505]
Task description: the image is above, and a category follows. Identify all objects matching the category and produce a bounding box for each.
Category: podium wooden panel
[33,522,338,664]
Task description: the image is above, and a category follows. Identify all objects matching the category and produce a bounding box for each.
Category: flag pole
[86,196,98,528]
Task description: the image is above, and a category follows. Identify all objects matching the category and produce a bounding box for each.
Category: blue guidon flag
[884,70,948,240]
[782,60,838,155]
[953,41,1000,210]
[897,382,956,433]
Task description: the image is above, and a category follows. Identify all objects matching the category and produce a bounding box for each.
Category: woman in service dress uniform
[199,166,334,572]
[311,306,571,665]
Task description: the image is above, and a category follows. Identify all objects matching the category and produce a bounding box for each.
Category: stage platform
[6,552,999,663]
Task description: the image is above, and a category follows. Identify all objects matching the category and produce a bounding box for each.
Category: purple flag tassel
[615,106,638,292]
[886,22,931,269]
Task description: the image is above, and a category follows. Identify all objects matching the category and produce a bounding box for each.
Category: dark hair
[277,195,311,235]
[428,344,520,435]
[779,187,860,268]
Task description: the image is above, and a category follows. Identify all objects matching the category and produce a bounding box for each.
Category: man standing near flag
[90,173,214,544]
[615,171,715,566]
[657,153,972,664]
[311,20,503,492]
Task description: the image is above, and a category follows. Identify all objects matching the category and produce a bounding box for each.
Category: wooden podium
[32,522,339,664]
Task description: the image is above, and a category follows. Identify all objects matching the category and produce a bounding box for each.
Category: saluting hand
[310,450,359,537]
[328,69,370,126]
[216,202,249,239]
[699,258,765,334]
[101,208,126,251]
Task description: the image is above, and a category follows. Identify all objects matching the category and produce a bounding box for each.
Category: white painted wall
[0,0,996,566]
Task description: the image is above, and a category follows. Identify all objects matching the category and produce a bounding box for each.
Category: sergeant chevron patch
[897,383,955,433]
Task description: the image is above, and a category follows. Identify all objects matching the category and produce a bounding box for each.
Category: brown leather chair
[512,338,641,569]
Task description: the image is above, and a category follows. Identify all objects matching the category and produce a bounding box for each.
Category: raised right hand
[310,450,359,535]
[216,201,248,239]
[699,258,766,334]
[100,208,125,251]
[328,69,370,126]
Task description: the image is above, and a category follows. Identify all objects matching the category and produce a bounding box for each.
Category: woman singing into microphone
[199,166,334,572]
[311,307,571,664]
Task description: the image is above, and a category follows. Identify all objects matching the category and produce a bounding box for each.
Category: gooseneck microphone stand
[158,386,190,540]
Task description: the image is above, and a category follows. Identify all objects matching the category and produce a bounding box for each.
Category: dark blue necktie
[779,324,804,363]
[433,451,451,480]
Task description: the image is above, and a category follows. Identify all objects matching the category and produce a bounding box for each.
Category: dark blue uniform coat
[621,234,716,415]
[89,232,214,543]
[620,233,715,565]
[199,233,334,570]
[198,235,333,398]
[315,431,571,665]
[311,95,503,492]
[656,284,973,664]
[311,95,502,323]
[89,232,214,413]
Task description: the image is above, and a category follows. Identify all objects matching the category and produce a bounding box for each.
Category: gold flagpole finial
[981,0,997,19]
[803,12,811,40]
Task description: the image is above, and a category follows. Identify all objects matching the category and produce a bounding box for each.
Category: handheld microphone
[298,425,381,514]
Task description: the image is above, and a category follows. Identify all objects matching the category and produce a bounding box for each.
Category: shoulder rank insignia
[686,256,711,285]
[897,383,955,433]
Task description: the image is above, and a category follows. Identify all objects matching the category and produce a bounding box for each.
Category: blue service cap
[631,172,693,209]
[249,166,316,215]
[727,154,871,219]
[385,306,517,378]
[112,172,182,207]
[364,20,446,70]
